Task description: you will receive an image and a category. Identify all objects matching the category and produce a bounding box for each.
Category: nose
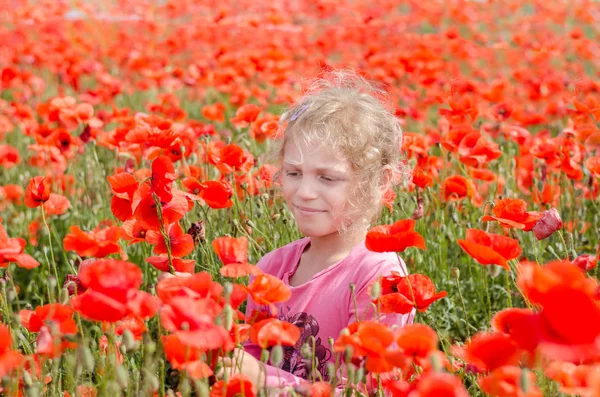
[296,176,318,200]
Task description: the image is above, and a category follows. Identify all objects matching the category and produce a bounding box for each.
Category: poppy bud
[356,367,365,384]
[430,353,442,372]
[520,368,530,392]
[106,381,121,395]
[59,287,69,304]
[195,381,209,396]
[148,373,160,391]
[343,346,353,364]
[532,208,562,240]
[301,343,312,359]
[78,346,95,372]
[22,367,33,386]
[346,364,356,384]
[412,190,424,220]
[572,254,597,271]
[187,221,205,244]
[451,268,460,279]
[260,349,269,363]
[370,281,381,300]
[271,345,283,367]
[116,365,129,388]
[271,213,280,221]
[325,365,336,383]
[122,329,137,352]
[223,305,234,331]
[25,385,40,397]
[145,341,156,354]
[124,159,135,174]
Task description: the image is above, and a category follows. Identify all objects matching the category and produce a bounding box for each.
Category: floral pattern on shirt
[277,305,333,381]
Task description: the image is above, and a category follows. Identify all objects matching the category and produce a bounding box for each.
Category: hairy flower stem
[152,193,175,274]
[453,272,471,339]
[41,205,60,302]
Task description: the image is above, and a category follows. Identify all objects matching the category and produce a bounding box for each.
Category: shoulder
[347,242,407,290]
[256,237,309,275]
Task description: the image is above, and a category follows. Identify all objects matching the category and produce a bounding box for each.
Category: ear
[379,165,393,194]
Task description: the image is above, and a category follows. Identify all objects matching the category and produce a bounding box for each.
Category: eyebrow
[283,162,348,174]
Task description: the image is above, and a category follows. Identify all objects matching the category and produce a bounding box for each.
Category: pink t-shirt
[243,237,414,393]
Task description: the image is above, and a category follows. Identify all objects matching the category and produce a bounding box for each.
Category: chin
[298,226,338,238]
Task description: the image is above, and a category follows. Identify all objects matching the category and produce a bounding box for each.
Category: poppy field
[2,0,600,396]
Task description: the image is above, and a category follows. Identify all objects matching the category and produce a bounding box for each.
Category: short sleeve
[347,256,415,330]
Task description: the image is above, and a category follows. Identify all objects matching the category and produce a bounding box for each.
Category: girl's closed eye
[285,170,301,178]
[319,175,338,182]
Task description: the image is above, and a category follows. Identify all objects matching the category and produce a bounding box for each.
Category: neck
[305,230,367,265]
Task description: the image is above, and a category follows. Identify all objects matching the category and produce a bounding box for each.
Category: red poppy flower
[479,366,542,397]
[457,229,522,270]
[250,114,280,143]
[412,168,434,189]
[42,193,70,215]
[544,361,595,397]
[122,219,148,245]
[230,104,261,128]
[491,308,542,353]
[156,272,220,303]
[572,254,597,271]
[63,224,124,258]
[20,303,78,357]
[394,274,447,312]
[333,321,409,373]
[243,273,291,306]
[146,221,194,257]
[70,259,160,323]
[210,374,256,397]
[162,334,214,380]
[212,236,248,265]
[395,323,438,360]
[198,180,234,209]
[24,176,51,208]
[439,96,478,123]
[366,219,426,253]
[442,175,474,201]
[151,155,176,202]
[215,144,254,175]
[415,372,469,397]
[532,208,562,240]
[146,256,195,273]
[0,218,40,269]
[458,132,502,167]
[249,318,301,349]
[211,236,260,277]
[0,144,20,168]
[451,332,521,373]
[201,103,226,123]
[516,260,597,305]
[481,198,542,231]
[133,185,188,230]
[108,171,139,217]
[160,295,222,332]
[0,324,22,378]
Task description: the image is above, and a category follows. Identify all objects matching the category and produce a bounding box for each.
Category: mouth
[294,205,325,213]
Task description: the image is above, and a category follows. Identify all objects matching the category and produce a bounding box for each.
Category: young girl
[219,70,414,393]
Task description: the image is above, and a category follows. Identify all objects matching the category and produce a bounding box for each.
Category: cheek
[281,181,296,201]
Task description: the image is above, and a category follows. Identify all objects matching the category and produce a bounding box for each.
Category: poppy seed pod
[533,208,562,240]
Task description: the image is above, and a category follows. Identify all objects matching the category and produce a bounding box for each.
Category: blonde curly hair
[270,69,407,235]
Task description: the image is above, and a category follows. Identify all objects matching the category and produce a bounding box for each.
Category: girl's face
[281,138,355,238]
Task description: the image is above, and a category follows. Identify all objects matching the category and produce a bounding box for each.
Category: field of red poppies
[2,0,600,396]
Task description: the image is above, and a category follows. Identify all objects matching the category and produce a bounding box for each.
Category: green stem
[41,205,60,302]
[152,193,175,274]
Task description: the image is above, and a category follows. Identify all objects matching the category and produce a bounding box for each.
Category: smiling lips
[295,205,325,213]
